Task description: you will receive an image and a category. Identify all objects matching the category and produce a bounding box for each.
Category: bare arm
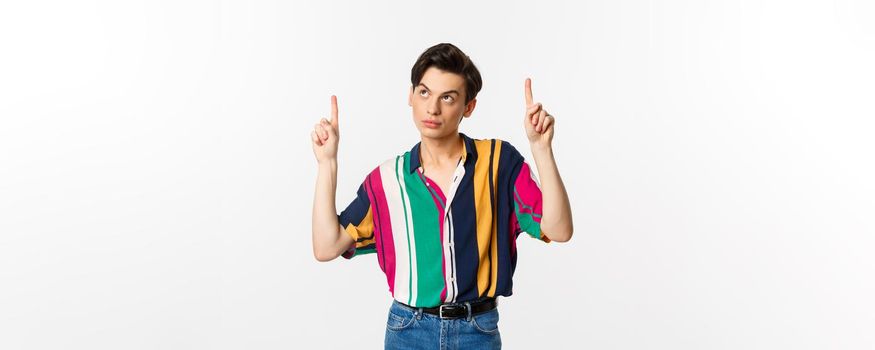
[530,145,573,242]
[523,78,574,242]
[311,96,355,261]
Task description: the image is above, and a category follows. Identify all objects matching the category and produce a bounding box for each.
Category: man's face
[408,67,476,139]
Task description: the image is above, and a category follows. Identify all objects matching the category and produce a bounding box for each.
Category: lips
[422,120,442,128]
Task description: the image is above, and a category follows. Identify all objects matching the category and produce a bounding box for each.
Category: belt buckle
[439,304,463,319]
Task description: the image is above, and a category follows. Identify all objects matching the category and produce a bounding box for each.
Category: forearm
[530,144,573,242]
[312,159,343,259]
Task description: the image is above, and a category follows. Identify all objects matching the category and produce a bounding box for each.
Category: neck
[420,133,463,170]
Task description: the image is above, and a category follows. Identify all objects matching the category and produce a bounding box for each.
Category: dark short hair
[410,43,482,104]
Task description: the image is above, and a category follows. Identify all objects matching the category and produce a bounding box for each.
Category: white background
[2,0,874,349]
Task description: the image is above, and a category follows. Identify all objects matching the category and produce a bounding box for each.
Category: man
[310,43,573,349]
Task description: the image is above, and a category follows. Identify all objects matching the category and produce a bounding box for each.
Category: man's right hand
[311,95,340,162]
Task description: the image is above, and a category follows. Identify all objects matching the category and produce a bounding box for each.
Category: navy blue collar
[408,132,477,173]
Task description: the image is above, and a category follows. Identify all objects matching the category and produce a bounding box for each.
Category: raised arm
[311,95,354,261]
[523,78,574,242]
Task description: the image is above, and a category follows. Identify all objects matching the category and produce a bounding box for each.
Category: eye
[442,95,454,103]
[419,89,429,97]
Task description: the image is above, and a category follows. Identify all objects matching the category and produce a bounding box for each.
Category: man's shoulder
[465,136,526,177]
[478,137,524,160]
[367,154,407,174]
[499,138,522,155]
[468,136,520,152]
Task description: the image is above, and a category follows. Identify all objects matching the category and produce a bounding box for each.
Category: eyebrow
[418,83,460,96]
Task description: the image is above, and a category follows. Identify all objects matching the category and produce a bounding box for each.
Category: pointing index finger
[524,78,534,106]
[330,95,339,128]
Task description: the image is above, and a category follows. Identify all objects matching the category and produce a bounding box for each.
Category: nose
[427,98,440,116]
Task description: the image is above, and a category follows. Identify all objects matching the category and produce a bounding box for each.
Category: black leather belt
[400,297,498,319]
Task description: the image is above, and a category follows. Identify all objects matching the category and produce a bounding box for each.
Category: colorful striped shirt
[337,132,548,308]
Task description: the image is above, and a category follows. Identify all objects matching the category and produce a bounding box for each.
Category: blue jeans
[384,299,502,350]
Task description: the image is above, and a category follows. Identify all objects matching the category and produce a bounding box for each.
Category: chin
[416,127,438,136]
[422,129,458,140]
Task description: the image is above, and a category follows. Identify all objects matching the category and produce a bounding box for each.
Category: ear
[408,87,414,107]
[462,98,477,117]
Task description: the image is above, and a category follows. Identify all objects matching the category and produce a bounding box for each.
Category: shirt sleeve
[512,161,550,243]
[337,179,377,259]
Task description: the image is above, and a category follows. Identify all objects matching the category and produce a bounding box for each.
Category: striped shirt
[337,132,548,308]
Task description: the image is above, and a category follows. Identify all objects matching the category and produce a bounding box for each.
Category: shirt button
[449,277,455,282]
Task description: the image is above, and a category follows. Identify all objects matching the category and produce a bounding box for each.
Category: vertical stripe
[473,139,495,296]
[367,168,396,294]
[403,153,443,307]
[418,172,448,303]
[395,155,419,305]
[494,140,520,294]
[487,140,501,296]
[445,212,455,302]
[452,148,480,303]
[381,159,410,304]
[365,175,384,271]
[442,159,465,302]
[418,173,449,303]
